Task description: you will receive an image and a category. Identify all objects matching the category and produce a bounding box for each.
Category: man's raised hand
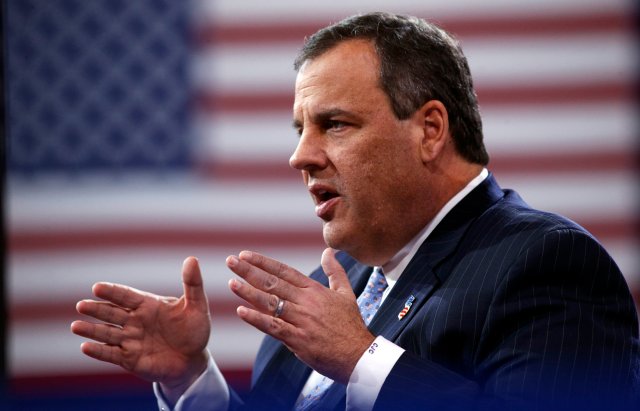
[71,257,211,403]
[227,248,375,384]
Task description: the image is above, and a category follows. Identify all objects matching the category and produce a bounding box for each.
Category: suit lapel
[368,252,439,340]
[370,174,505,341]
[419,173,504,280]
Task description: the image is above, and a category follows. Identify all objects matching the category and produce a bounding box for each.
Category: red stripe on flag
[196,12,632,45]
[489,150,638,175]
[8,228,325,252]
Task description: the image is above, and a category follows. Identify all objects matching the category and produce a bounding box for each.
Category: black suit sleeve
[374,229,639,411]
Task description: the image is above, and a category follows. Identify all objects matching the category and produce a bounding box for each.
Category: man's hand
[71,257,211,404]
[227,248,375,384]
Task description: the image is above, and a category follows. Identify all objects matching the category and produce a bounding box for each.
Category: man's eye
[326,120,347,131]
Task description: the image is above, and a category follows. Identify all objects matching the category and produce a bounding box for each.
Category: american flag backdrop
[4,0,639,409]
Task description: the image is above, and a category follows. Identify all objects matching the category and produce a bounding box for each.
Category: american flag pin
[398,295,416,320]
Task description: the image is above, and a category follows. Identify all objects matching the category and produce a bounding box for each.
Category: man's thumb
[321,248,353,295]
[182,256,209,310]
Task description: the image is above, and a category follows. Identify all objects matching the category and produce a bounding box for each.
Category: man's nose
[289,131,327,171]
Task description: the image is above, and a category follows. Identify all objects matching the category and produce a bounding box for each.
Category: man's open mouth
[309,184,341,219]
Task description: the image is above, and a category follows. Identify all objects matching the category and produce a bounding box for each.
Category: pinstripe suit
[237,174,639,411]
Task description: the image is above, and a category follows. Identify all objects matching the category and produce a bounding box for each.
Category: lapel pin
[398,295,416,320]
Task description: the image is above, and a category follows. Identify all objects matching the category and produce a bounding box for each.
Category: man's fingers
[236,306,298,347]
[238,251,310,288]
[182,256,209,310]
[79,341,124,367]
[229,278,278,314]
[227,254,303,303]
[71,320,124,346]
[92,282,145,310]
[76,300,130,326]
[229,279,302,322]
[321,248,354,296]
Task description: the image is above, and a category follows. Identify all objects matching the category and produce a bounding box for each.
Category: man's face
[290,40,429,265]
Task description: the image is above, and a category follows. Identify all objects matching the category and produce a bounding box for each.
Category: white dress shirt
[155,168,489,411]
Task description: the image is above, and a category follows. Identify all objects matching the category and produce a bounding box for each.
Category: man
[71,12,639,411]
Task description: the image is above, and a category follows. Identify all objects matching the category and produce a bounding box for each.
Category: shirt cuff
[346,336,405,411]
[154,352,230,411]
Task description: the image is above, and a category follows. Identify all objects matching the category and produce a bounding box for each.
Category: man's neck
[380,167,489,280]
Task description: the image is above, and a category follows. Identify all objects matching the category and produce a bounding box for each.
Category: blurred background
[2,0,638,409]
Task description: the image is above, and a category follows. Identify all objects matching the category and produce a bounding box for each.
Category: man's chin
[322,222,359,254]
[321,222,345,249]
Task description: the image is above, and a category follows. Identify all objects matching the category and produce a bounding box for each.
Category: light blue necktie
[295,267,388,411]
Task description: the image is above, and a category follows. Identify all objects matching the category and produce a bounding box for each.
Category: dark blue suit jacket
[235,174,639,411]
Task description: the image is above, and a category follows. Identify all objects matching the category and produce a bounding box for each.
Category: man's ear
[414,100,449,163]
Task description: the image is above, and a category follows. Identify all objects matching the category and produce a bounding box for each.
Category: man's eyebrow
[313,108,352,123]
